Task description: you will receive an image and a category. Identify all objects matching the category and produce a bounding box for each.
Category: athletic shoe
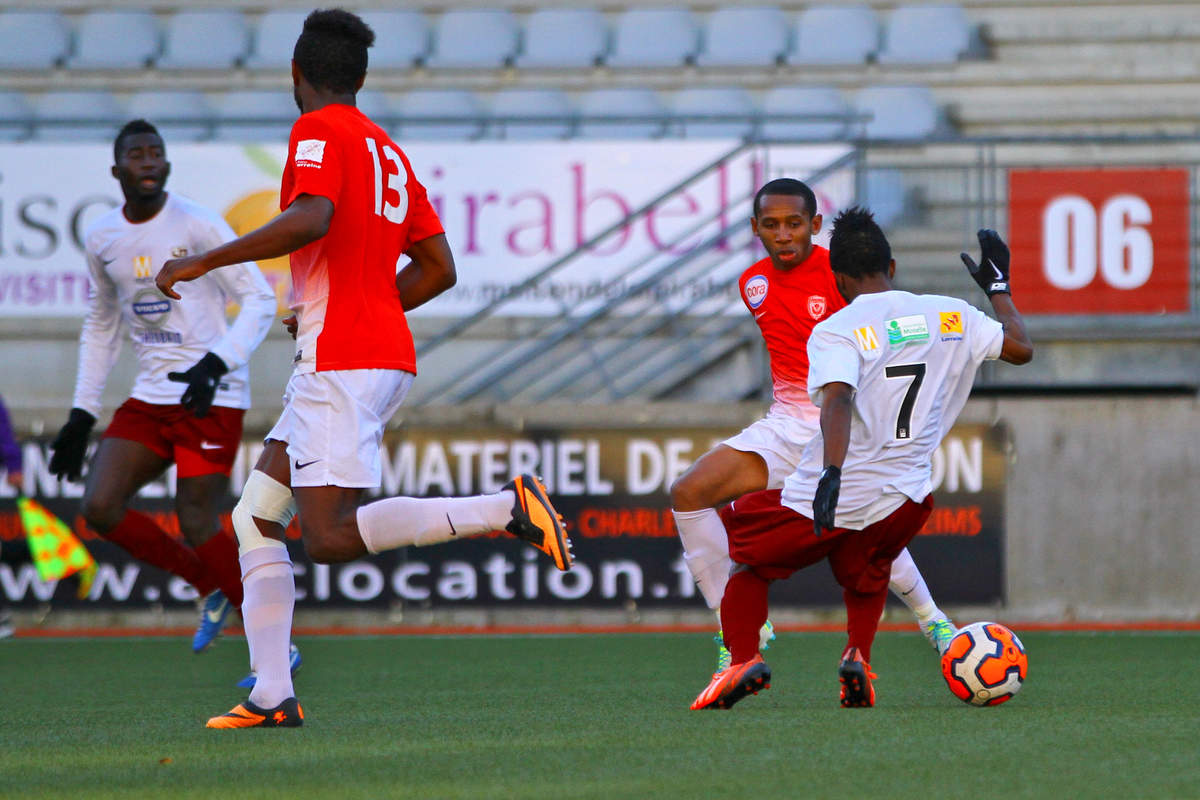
[838,646,877,708]
[690,654,771,710]
[236,643,302,689]
[714,620,776,673]
[759,619,777,651]
[502,474,573,571]
[922,616,957,656]
[192,590,233,653]
[206,696,303,729]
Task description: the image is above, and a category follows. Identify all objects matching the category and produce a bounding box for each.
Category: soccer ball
[940,621,1028,706]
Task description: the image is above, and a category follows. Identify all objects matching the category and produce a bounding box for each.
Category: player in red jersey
[670,179,956,672]
[156,10,572,729]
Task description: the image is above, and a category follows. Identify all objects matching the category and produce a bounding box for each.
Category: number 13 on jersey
[365,137,409,224]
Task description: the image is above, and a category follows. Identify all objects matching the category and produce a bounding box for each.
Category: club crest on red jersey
[745,275,769,309]
[808,295,827,319]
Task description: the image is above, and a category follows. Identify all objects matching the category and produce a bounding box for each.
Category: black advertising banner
[0,423,1006,609]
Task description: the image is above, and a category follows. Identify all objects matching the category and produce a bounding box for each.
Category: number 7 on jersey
[884,362,926,440]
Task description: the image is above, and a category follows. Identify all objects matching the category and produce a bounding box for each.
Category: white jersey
[782,290,1004,529]
[72,193,277,418]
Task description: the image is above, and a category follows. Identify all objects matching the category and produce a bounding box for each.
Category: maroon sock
[193,530,243,608]
[720,569,769,665]
[843,586,889,663]
[104,510,215,595]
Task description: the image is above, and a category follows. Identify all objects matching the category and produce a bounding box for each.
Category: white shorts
[266,369,414,489]
[722,412,819,489]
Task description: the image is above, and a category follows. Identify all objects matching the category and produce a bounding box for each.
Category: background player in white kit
[48,120,278,658]
[691,209,1033,709]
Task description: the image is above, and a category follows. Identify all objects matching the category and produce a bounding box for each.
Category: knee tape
[233,470,297,555]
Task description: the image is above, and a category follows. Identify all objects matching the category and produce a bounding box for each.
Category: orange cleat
[690,654,772,710]
[838,647,878,708]
[206,697,304,729]
[503,474,574,571]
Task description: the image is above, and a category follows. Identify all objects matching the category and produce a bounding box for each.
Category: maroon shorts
[720,489,934,595]
[103,398,244,478]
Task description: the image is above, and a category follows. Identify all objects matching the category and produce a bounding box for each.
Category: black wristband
[67,407,97,430]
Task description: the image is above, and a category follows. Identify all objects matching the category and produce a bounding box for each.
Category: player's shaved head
[293,9,375,95]
[113,118,161,163]
[753,178,816,219]
[829,206,891,278]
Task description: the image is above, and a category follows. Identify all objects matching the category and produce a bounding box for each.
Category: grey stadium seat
[862,169,911,227]
[210,91,297,143]
[0,11,71,69]
[486,89,574,140]
[854,86,943,140]
[878,5,972,64]
[425,9,519,69]
[126,91,214,143]
[789,5,880,65]
[516,9,608,68]
[158,11,251,70]
[358,10,430,69]
[32,91,125,142]
[394,90,485,141]
[68,10,161,69]
[760,87,852,140]
[670,87,756,139]
[696,7,789,68]
[0,91,33,141]
[607,8,700,68]
[576,88,666,139]
[245,10,307,70]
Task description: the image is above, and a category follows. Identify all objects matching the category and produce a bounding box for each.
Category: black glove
[812,465,841,538]
[167,352,228,419]
[960,228,1011,297]
[49,408,96,482]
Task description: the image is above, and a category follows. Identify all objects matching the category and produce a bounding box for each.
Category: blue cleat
[193,591,233,653]
[236,643,302,689]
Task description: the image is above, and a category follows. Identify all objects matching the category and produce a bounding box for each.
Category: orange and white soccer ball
[940,621,1028,706]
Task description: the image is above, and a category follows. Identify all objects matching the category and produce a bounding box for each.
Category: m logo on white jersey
[854,325,879,352]
[295,139,326,168]
[133,255,152,279]
[744,275,769,309]
[807,295,827,320]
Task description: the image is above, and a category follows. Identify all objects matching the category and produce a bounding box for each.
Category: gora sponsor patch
[886,314,930,348]
[295,139,326,167]
[939,311,964,341]
[744,275,769,309]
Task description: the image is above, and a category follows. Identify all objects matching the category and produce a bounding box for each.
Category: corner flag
[16,497,96,599]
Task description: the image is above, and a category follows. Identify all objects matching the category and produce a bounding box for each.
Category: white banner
[0,140,852,317]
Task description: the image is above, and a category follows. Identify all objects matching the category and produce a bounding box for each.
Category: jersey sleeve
[402,167,445,250]
[965,305,1005,363]
[806,323,861,407]
[282,115,343,210]
[71,249,124,418]
[199,216,277,371]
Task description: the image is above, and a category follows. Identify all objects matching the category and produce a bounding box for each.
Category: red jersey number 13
[365,137,409,224]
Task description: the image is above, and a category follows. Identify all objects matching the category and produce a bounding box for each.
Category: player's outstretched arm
[156,195,333,299]
[960,229,1033,365]
[396,233,457,312]
[813,381,853,536]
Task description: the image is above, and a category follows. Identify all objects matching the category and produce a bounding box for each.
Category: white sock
[673,508,733,610]
[240,542,296,709]
[357,491,514,554]
[889,547,941,623]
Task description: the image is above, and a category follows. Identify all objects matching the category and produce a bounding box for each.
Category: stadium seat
[425,10,519,69]
[486,89,574,140]
[607,8,700,68]
[878,5,973,63]
[157,11,250,70]
[789,5,880,65]
[0,11,71,69]
[696,7,789,68]
[670,87,757,139]
[394,90,485,141]
[0,91,33,141]
[854,86,944,140]
[354,91,397,127]
[516,9,608,68]
[210,91,298,143]
[32,91,125,142]
[576,89,667,139]
[245,10,308,70]
[126,91,214,143]
[760,87,852,140]
[68,11,160,70]
[358,10,430,69]
[862,168,911,227]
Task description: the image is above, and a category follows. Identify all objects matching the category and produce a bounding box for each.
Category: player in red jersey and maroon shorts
[157,9,572,729]
[670,179,957,673]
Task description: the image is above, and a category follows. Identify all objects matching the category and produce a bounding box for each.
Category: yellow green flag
[17,497,96,599]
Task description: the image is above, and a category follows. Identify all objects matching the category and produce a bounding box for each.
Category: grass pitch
[1,631,1197,799]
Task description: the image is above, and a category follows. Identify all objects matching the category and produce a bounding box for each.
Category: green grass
[1,631,1198,799]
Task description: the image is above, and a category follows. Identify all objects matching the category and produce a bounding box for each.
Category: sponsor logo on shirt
[171,246,188,258]
[133,255,152,280]
[886,315,930,348]
[744,275,769,309]
[138,330,182,344]
[939,311,964,342]
[295,139,326,168]
[131,287,171,329]
[807,294,827,320]
[854,325,880,352]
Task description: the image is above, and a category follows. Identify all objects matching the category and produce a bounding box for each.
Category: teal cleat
[193,591,233,653]
[237,643,302,689]
[922,616,958,656]
[715,620,777,673]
